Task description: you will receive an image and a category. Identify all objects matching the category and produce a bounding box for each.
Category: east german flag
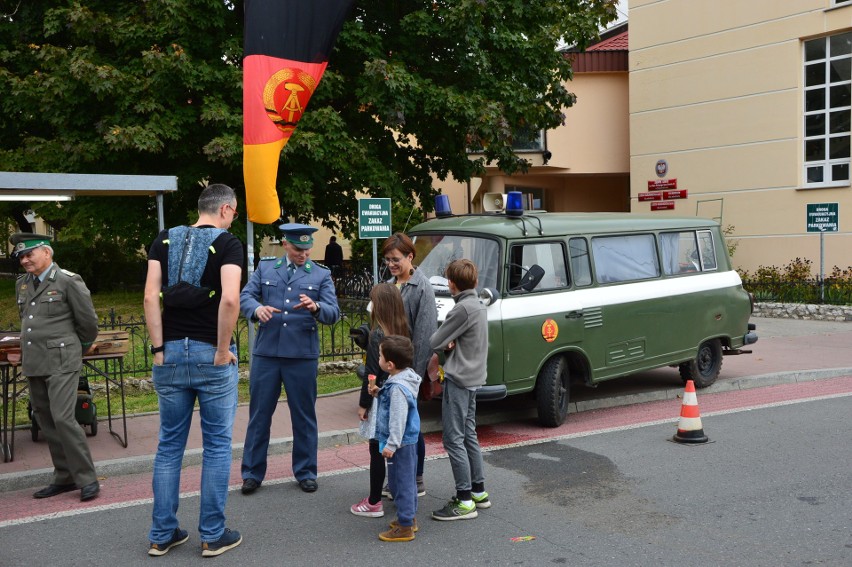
[243,0,353,224]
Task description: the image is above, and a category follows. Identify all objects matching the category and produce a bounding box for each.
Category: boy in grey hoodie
[429,259,491,521]
[373,335,422,541]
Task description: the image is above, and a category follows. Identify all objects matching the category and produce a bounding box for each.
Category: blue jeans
[387,443,418,526]
[149,339,238,545]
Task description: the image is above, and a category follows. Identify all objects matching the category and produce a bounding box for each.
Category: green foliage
[51,237,147,293]
[722,224,738,258]
[738,258,852,305]
[0,0,617,253]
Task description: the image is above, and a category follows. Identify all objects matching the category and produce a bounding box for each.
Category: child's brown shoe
[389,517,419,532]
[379,524,415,542]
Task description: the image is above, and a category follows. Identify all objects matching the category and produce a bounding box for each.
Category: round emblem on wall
[541,319,559,343]
[655,159,668,178]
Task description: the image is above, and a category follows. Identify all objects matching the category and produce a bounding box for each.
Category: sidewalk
[2,317,850,492]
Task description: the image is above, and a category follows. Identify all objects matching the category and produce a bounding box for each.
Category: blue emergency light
[506,191,524,217]
[435,194,452,217]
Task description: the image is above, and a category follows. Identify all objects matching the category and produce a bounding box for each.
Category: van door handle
[566,311,583,319]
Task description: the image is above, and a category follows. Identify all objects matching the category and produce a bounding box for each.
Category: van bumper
[475,385,508,401]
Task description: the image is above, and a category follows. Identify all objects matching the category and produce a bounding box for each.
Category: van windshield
[411,234,500,295]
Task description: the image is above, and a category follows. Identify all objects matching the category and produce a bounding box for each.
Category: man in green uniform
[11,232,100,501]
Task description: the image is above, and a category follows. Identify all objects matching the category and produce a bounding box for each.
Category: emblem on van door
[541,319,559,343]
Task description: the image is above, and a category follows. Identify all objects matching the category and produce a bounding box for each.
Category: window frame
[803,32,852,188]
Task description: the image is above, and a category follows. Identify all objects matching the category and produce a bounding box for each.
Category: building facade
[630,0,851,273]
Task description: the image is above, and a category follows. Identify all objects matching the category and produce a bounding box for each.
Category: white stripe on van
[435,270,744,321]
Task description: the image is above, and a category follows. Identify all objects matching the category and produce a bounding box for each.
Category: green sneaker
[431,497,478,521]
[472,492,491,509]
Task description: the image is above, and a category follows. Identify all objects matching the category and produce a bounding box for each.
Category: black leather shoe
[241,478,260,495]
[80,481,100,502]
[298,479,318,493]
[33,484,76,499]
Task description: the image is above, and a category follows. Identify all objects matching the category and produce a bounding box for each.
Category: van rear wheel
[536,355,570,427]
[679,338,722,388]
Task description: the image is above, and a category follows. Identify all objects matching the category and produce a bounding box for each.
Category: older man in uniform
[240,223,340,495]
[11,233,100,501]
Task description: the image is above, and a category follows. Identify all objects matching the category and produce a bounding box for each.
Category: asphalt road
[1,388,849,566]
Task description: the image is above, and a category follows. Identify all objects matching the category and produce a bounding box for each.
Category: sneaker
[201,528,242,557]
[389,518,419,532]
[350,497,384,518]
[472,492,492,509]
[381,484,393,500]
[431,497,478,521]
[148,528,189,557]
[416,475,426,497]
[378,524,415,542]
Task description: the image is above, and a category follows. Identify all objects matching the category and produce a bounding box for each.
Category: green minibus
[408,201,757,427]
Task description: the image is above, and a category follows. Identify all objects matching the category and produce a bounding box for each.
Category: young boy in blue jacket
[429,259,491,520]
[373,335,422,541]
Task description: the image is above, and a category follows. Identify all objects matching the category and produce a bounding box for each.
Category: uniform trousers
[28,370,97,487]
[242,355,319,482]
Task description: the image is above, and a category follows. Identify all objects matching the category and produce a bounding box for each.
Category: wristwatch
[150,344,165,354]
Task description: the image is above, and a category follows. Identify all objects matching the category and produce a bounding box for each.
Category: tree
[0,0,617,250]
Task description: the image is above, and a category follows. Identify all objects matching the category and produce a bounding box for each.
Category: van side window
[698,230,718,271]
[508,242,568,292]
[591,234,660,283]
[660,231,701,275]
[569,237,592,287]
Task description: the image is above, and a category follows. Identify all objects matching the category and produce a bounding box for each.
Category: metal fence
[4,299,371,382]
[741,277,852,305]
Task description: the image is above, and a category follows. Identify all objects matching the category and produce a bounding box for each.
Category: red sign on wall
[663,189,687,199]
[647,178,677,190]
[638,192,663,201]
[650,200,676,211]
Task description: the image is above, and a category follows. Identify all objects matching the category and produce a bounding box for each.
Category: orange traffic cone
[672,380,709,444]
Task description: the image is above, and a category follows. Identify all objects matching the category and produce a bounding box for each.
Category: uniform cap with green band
[9,232,52,258]
[278,223,318,250]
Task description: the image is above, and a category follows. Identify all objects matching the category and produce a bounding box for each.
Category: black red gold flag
[243,0,353,224]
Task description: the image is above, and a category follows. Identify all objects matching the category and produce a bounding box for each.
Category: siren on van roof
[436,191,526,219]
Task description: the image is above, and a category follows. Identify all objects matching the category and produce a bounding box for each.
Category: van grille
[583,307,603,328]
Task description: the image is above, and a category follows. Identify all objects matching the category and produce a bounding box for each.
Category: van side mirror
[509,263,546,292]
[479,287,499,305]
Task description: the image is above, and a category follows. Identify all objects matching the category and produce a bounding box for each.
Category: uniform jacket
[16,263,99,377]
[240,257,340,359]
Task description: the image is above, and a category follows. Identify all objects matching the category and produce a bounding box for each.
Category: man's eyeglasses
[383,256,404,265]
[224,204,239,218]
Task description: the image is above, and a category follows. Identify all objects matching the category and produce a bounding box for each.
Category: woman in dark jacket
[381,233,438,497]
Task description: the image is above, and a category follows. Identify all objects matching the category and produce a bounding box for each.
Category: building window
[831,1,851,8]
[511,126,545,152]
[506,186,545,210]
[804,32,851,187]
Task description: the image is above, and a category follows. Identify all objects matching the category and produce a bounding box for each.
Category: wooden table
[0,334,129,463]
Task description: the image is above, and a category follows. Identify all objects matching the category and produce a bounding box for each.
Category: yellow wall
[629,0,852,272]
[433,67,630,216]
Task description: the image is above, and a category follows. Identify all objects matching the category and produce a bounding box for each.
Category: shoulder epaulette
[261,256,277,261]
[61,268,77,276]
[312,261,330,270]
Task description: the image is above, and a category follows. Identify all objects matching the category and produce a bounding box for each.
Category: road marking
[2,390,849,528]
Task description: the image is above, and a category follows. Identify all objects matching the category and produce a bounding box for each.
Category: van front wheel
[536,355,570,427]
[679,338,722,388]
